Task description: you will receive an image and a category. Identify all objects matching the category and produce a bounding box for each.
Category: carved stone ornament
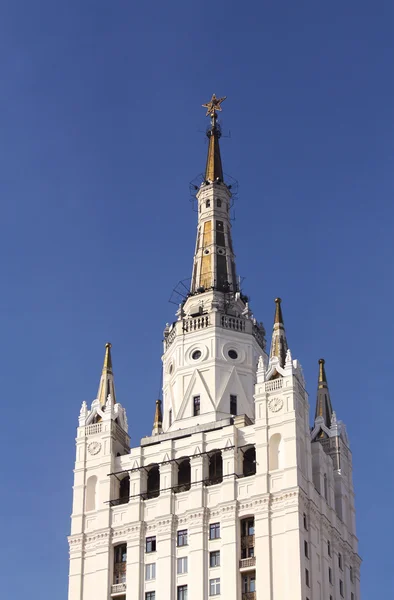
[268,397,284,412]
[88,441,102,455]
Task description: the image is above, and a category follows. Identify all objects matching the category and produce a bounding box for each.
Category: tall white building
[68,95,361,600]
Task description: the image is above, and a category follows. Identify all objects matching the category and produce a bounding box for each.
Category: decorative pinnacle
[318,358,327,388]
[102,342,113,373]
[202,93,226,117]
[274,298,284,325]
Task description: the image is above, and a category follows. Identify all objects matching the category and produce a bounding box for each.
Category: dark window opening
[304,540,309,558]
[146,465,160,499]
[207,451,223,485]
[177,458,191,492]
[210,550,220,567]
[169,409,172,427]
[305,568,310,587]
[114,544,127,584]
[209,522,220,540]
[217,199,222,207]
[230,394,237,414]
[243,446,256,477]
[146,536,156,553]
[177,529,188,547]
[303,513,308,530]
[177,585,188,600]
[119,475,130,505]
[242,574,256,593]
[328,540,331,556]
[193,395,200,416]
[206,200,211,208]
[216,220,225,247]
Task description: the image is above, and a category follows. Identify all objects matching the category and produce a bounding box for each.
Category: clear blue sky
[0,2,392,598]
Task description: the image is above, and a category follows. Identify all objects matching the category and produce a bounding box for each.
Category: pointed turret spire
[152,399,163,435]
[202,94,226,182]
[97,342,116,407]
[314,358,333,429]
[269,298,289,368]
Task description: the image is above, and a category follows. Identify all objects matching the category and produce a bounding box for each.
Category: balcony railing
[239,557,256,569]
[242,593,256,600]
[111,583,126,595]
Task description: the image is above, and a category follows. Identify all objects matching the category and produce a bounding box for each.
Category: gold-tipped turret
[202,94,226,182]
[152,399,163,435]
[269,298,289,368]
[97,342,116,406]
[314,358,333,430]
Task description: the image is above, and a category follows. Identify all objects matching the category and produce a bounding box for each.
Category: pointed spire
[152,399,163,435]
[315,358,333,428]
[97,342,116,407]
[269,298,289,368]
[202,94,226,182]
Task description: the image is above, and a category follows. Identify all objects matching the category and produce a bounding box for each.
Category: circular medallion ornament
[88,441,102,455]
[268,397,283,413]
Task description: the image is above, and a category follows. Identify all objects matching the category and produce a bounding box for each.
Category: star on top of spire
[202,94,227,117]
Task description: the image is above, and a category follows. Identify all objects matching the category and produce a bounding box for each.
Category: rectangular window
[350,566,354,583]
[303,513,308,530]
[329,567,332,584]
[145,593,155,600]
[177,557,188,575]
[304,540,309,559]
[146,536,156,553]
[209,578,220,596]
[209,523,220,540]
[206,199,211,208]
[193,395,200,416]
[230,394,237,415]
[338,552,343,570]
[241,518,255,536]
[177,585,188,600]
[177,529,188,547]
[216,220,225,247]
[145,563,156,581]
[169,409,172,427]
[305,568,310,587]
[210,550,220,568]
[217,199,222,207]
[351,594,354,600]
[340,579,344,597]
[327,540,331,556]
[242,575,256,593]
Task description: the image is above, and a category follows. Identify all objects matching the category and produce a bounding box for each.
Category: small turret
[97,342,116,407]
[152,399,163,435]
[269,298,289,369]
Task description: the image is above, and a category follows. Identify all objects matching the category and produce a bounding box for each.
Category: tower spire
[97,342,116,406]
[202,94,226,182]
[314,358,333,428]
[269,298,288,368]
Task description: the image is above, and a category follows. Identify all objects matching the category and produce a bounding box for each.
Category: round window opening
[192,350,202,360]
[228,349,238,360]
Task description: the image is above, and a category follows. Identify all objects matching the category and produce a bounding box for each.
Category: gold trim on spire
[202,94,225,182]
[274,297,284,325]
[103,342,113,373]
[318,358,327,389]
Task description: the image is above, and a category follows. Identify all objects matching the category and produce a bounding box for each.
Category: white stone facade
[68,107,361,600]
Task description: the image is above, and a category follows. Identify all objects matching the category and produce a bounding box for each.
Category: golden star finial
[202,93,226,117]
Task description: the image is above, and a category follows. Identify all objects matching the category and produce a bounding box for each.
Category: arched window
[119,475,130,505]
[269,433,283,470]
[177,458,191,492]
[243,446,256,477]
[207,451,223,485]
[86,475,97,511]
[146,464,160,499]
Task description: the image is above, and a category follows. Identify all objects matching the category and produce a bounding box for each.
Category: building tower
[68,96,361,600]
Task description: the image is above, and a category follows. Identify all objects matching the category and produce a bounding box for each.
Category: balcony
[242,593,256,600]
[111,583,126,595]
[239,557,256,570]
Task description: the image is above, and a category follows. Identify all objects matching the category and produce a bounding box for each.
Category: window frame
[177,529,188,547]
[177,556,188,575]
[209,578,221,596]
[230,394,237,415]
[209,550,220,568]
[145,563,156,581]
[209,522,220,540]
[193,395,201,416]
[177,584,188,600]
[146,536,157,553]
[145,592,155,600]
